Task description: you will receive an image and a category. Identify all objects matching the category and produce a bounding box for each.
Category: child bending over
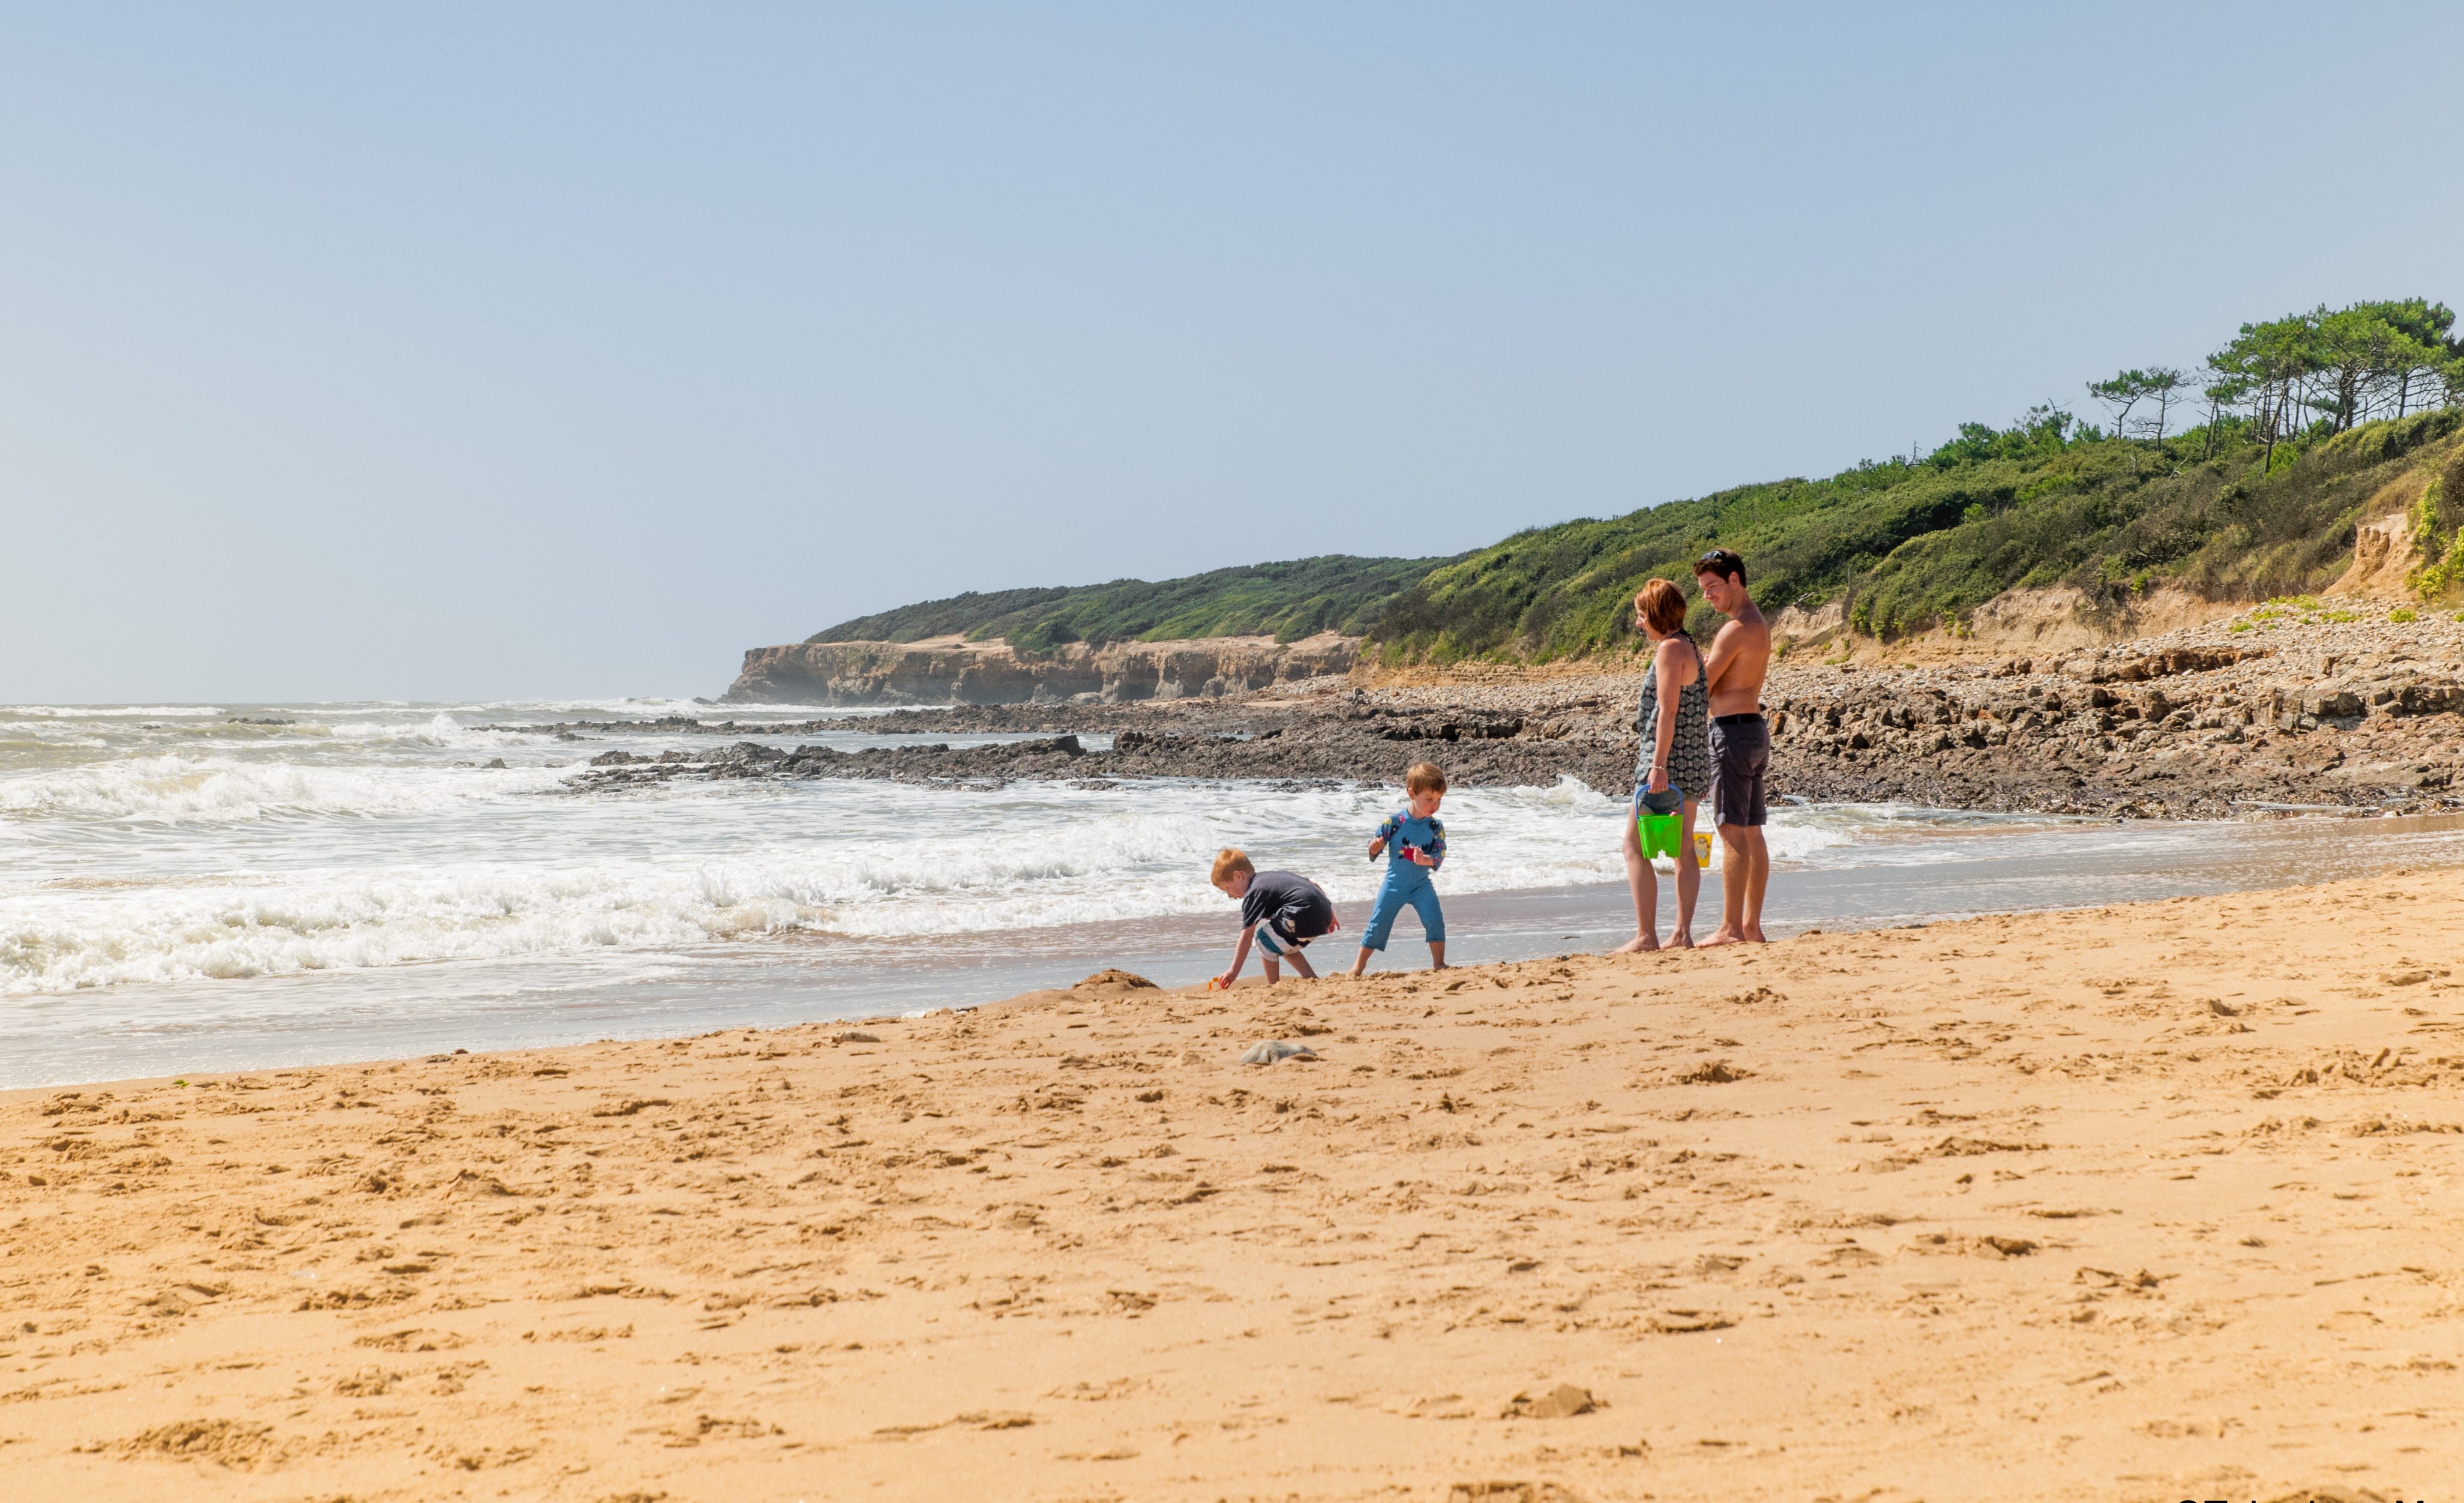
[1210,848,1336,987]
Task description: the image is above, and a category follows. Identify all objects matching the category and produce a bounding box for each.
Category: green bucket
[1635,785,1684,860]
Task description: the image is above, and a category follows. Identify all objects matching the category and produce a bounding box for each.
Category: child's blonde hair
[1404,762,1447,795]
[1210,848,1255,887]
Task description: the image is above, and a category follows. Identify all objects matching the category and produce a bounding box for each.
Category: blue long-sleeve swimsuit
[1362,809,1446,950]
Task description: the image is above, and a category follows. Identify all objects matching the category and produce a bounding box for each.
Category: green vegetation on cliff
[1375,405,2464,660]
[808,554,1450,651]
[1375,295,2463,659]
[805,296,2464,659]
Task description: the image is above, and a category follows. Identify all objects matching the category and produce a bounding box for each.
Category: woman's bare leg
[1610,814,1660,953]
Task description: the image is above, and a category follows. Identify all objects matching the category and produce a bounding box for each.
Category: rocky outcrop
[2043,643,2268,684]
[582,601,2464,819]
[1760,606,2464,816]
[723,633,1360,705]
[1768,601,1846,650]
[2328,476,2426,600]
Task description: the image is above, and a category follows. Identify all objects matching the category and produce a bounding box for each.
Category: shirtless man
[1692,549,1772,945]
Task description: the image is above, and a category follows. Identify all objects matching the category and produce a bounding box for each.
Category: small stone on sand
[1239,1040,1318,1065]
[1504,1383,1599,1419]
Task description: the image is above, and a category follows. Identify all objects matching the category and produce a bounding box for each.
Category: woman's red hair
[1635,577,1689,638]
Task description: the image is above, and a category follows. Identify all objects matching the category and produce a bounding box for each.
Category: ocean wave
[292,713,538,750]
[0,745,1876,994]
[1,705,229,719]
[0,754,563,824]
[0,869,727,993]
[0,784,1657,991]
[0,830,1225,992]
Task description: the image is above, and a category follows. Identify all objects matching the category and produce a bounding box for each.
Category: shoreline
[13,802,2463,1094]
[6,870,2462,1499]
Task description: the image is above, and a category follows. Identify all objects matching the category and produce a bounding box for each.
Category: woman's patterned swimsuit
[1633,636,1710,805]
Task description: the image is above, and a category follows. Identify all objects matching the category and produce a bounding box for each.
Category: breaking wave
[0,769,1855,994]
[0,700,1872,1001]
[0,753,562,825]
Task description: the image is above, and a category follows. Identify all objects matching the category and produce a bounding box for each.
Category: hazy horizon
[6,2,2461,703]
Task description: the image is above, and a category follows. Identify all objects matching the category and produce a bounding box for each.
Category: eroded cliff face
[723,633,1360,705]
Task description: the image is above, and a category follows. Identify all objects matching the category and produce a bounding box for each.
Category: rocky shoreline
[539,604,2464,821]
[721,631,1359,705]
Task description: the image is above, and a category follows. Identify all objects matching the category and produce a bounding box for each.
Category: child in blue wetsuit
[1349,761,1449,975]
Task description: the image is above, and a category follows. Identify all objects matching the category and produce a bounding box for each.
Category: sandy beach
[4,871,2461,1501]
[15,12,2464,1503]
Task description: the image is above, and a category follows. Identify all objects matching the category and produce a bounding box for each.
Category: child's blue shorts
[1362,864,1444,951]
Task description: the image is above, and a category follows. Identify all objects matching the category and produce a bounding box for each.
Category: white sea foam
[0,702,1879,1000]
[293,714,541,750]
[1,867,720,992]
[4,705,229,720]
[0,770,1662,992]
[0,753,562,825]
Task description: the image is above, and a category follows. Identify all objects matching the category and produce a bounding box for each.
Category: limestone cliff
[722,633,1360,705]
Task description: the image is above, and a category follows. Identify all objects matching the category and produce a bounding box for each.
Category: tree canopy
[2208,298,2460,462]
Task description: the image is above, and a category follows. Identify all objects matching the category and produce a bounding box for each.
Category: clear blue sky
[5,3,2459,702]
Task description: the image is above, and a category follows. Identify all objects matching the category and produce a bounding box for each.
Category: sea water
[5,699,2462,1087]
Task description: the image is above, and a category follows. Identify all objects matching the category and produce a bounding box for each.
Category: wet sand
[4,871,2462,1501]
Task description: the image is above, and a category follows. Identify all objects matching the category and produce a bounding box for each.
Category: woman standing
[1611,578,1708,952]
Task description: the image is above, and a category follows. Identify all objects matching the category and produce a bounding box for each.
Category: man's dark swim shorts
[1709,712,1769,827]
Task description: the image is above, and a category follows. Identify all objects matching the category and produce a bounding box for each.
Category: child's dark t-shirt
[1240,870,1335,944]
